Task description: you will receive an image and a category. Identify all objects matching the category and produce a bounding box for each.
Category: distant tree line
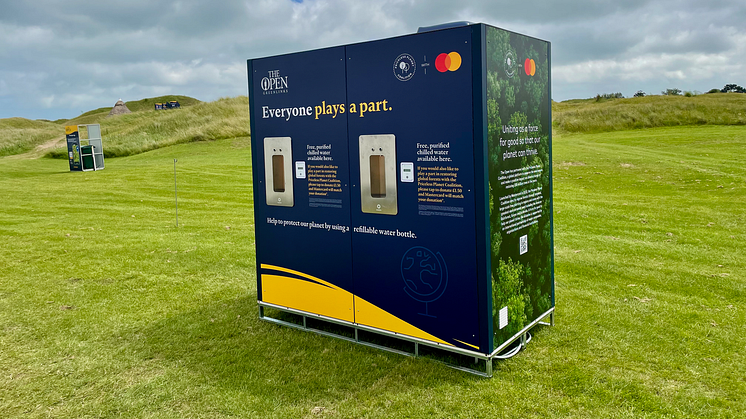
[594,92,625,101]
[663,84,745,95]
[594,84,744,100]
[658,88,701,97]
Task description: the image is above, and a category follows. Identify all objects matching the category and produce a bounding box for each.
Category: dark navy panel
[249,47,353,292]
[346,27,481,351]
[67,134,81,172]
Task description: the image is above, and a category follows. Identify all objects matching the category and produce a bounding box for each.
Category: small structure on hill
[66,124,105,172]
[155,100,181,110]
[107,99,131,117]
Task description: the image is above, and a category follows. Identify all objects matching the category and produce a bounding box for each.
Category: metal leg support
[258,301,498,377]
[538,309,555,327]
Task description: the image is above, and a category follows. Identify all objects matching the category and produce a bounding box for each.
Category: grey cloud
[631,29,736,56]
[1,0,745,119]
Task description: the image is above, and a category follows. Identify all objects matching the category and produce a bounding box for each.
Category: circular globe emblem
[400,246,448,302]
[393,53,416,81]
[505,50,516,78]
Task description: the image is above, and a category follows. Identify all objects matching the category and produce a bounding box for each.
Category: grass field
[1,104,745,417]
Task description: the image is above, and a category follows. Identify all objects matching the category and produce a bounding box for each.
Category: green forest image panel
[487,26,553,347]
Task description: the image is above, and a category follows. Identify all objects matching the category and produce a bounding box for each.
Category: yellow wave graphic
[260,264,454,347]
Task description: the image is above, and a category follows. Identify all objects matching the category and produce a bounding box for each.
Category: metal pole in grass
[174,158,179,227]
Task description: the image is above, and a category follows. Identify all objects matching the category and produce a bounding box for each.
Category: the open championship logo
[393,53,416,82]
[261,70,288,95]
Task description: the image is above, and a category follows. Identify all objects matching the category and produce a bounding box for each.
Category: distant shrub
[721,84,746,93]
[594,92,624,101]
[707,89,721,94]
[684,91,694,97]
[634,90,646,97]
[662,88,682,96]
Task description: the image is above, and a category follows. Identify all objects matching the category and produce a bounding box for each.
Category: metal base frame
[258,301,554,377]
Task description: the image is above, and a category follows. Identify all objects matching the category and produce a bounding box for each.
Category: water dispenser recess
[272,155,285,192]
[264,137,294,207]
[369,155,386,197]
[359,134,397,215]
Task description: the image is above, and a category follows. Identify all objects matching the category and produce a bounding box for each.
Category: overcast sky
[1,0,744,120]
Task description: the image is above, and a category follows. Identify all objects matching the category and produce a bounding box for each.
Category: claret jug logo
[393,53,416,81]
[261,70,288,95]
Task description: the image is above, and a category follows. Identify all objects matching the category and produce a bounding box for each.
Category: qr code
[499,306,508,329]
[519,235,528,255]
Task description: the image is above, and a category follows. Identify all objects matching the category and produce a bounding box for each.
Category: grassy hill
[553,93,746,133]
[46,96,248,158]
[0,95,204,157]
[0,117,62,157]
[3,93,745,159]
[66,95,201,126]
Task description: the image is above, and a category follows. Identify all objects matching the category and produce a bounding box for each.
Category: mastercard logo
[435,52,462,72]
[524,58,536,76]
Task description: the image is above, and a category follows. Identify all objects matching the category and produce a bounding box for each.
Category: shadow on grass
[125,296,482,410]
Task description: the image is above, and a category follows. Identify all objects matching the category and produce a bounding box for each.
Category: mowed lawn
[1,126,744,418]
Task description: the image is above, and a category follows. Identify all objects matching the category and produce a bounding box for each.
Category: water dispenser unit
[248,22,554,376]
